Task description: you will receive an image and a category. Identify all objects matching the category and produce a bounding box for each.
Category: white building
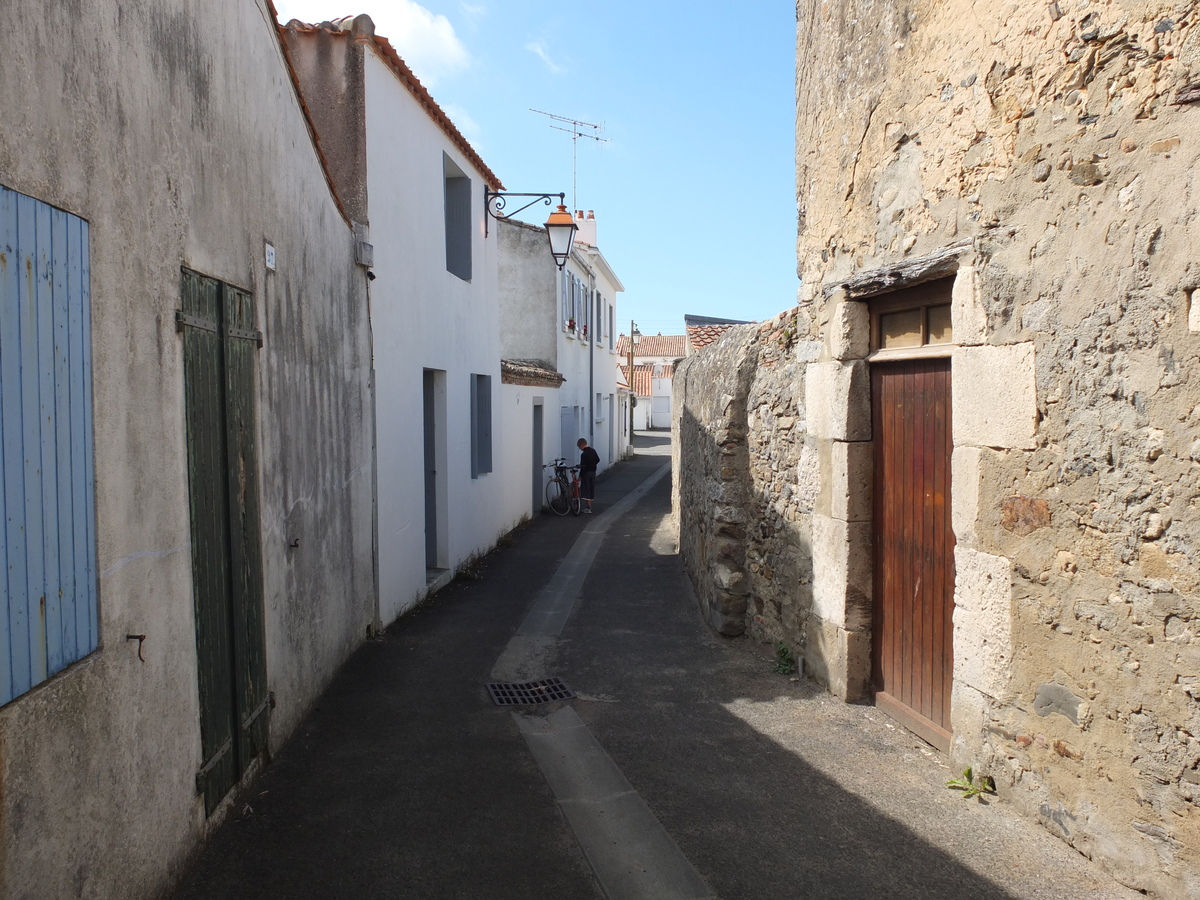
[285,16,532,622]
[499,210,626,481]
[617,332,688,429]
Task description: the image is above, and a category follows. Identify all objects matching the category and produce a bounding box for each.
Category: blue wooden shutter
[0,185,97,706]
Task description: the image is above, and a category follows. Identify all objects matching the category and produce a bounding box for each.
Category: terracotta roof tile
[683,314,753,352]
[615,333,688,359]
[618,364,655,398]
[686,323,737,351]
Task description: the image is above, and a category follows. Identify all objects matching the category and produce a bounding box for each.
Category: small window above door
[869,278,955,358]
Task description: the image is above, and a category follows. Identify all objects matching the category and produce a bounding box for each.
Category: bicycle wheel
[569,486,581,516]
[546,478,570,516]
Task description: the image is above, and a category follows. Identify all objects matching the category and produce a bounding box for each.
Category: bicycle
[543,458,582,516]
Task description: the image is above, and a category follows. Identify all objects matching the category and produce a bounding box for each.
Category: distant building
[498,209,626,478]
[617,332,687,429]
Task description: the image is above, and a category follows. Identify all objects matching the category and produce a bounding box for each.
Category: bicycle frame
[543,458,581,516]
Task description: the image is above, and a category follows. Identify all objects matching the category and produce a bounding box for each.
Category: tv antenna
[531,109,608,210]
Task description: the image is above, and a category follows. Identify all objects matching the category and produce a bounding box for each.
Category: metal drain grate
[487,677,576,706]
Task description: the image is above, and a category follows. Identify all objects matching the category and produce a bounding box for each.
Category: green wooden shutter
[180,270,267,814]
[180,270,238,813]
[223,285,269,769]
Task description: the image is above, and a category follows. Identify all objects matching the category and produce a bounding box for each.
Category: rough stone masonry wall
[792,1,1200,896]
[674,311,818,648]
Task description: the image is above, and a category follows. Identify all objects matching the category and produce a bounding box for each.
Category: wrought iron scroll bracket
[483,190,565,237]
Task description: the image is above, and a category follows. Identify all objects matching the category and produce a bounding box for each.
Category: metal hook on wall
[126,634,147,663]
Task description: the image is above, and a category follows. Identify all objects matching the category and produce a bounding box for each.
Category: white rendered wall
[365,51,505,624]
[634,401,651,431]
[497,385,561,521]
[557,251,622,472]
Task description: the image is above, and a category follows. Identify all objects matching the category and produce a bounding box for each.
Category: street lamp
[484,189,577,269]
[543,204,577,269]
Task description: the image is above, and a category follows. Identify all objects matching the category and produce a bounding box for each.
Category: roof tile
[615,333,688,359]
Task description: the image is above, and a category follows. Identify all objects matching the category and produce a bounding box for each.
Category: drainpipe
[587,263,595,448]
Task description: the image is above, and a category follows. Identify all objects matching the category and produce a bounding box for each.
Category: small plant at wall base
[456,554,486,582]
[946,767,997,800]
[772,642,797,675]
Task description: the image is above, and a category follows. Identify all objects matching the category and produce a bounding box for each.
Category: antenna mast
[531,109,608,210]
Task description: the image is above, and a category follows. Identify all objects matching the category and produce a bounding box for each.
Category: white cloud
[459,2,487,27]
[525,40,565,74]
[273,0,470,86]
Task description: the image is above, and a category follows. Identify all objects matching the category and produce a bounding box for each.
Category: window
[608,304,615,350]
[0,185,97,706]
[470,373,492,477]
[870,278,954,353]
[443,154,472,281]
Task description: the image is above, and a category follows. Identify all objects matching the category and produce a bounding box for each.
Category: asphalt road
[173,432,1140,900]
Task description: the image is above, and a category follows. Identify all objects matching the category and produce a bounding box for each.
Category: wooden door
[181,269,267,813]
[871,358,955,751]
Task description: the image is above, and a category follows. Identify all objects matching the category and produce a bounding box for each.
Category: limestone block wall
[793,1,1200,895]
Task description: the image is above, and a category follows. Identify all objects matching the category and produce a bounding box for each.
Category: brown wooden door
[871,358,955,751]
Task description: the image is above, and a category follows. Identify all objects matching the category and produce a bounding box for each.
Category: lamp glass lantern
[544,205,577,269]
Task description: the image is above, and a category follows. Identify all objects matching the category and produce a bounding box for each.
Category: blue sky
[274,0,798,336]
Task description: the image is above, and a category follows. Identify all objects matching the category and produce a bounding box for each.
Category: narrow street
[174,433,1139,900]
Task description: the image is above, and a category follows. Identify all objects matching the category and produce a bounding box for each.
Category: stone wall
[675,1,1200,895]
[674,311,819,648]
[803,1,1198,895]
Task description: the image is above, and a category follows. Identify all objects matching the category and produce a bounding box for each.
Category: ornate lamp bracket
[483,190,566,236]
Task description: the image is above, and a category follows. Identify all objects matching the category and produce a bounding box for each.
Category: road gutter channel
[491,463,714,900]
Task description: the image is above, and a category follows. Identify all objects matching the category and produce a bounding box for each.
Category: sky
[273,0,798,337]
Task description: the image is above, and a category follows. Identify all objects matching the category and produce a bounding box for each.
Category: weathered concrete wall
[0,1,374,898]
[789,1,1200,895]
[280,21,369,225]
[498,218,560,370]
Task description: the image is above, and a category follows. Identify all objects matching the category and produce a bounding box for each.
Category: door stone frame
[807,242,1035,762]
[803,244,974,706]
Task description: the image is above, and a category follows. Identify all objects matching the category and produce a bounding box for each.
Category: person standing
[577,438,600,514]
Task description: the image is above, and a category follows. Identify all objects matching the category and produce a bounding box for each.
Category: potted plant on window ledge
[567,318,576,333]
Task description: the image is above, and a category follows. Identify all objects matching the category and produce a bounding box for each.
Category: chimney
[574,209,597,248]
